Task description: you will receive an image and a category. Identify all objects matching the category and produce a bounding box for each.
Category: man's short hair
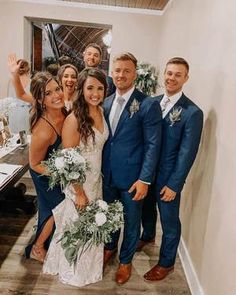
[166,57,189,73]
[58,55,73,66]
[113,52,137,68]
[84,43,102,56]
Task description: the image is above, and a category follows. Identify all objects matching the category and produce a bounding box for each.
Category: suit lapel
[159,94,164,103]
[103,94,115,130]
[113,89,139,137]
[164,93,186,123]
[105,94,116,117]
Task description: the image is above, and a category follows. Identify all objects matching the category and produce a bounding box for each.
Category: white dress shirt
[161,91,183,118]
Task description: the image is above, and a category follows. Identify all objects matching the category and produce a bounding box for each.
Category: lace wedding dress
[43,117,109,287]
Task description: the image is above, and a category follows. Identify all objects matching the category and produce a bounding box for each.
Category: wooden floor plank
[0,175,191,294]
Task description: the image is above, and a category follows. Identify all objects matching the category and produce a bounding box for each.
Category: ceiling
[36,0,171,70]
[59,0,170,12]
[54,24,110,57]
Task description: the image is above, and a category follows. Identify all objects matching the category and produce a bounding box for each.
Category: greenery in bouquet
[42,147,90,190]
[60,199,124,265]
[135,62,159,96]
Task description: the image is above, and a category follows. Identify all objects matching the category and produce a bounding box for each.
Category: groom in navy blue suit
[102,52,162,284]
[140,57,204,282]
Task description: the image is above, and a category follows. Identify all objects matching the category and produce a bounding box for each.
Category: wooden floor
[0,173,191,295]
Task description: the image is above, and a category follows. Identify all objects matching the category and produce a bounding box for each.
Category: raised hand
[8,53,21,76]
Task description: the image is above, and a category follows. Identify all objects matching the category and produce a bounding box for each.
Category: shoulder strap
[41,117,60,136]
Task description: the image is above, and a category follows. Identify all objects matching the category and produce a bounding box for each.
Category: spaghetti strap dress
[25,118,65,258]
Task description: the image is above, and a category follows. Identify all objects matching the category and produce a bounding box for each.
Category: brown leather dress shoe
[136,238,155,252]
[144,265,174,281]
[103,249,117,268]
[115,263,132,285]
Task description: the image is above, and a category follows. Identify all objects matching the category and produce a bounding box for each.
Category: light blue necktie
[160,96,170,112]
[111,96,125,134]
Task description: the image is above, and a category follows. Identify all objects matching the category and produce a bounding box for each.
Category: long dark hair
[73,67,107,144]
[57,63,79,85]
[30,72,66,132]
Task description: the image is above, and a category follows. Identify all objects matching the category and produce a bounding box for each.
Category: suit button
[111,143,113,146]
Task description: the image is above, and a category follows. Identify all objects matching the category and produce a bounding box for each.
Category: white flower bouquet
[60,199,124,265]
[42,147,89,190]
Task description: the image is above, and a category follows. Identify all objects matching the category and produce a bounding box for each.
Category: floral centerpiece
[42,147,90,190]
[60,199,124,265]
[135,62,159,96]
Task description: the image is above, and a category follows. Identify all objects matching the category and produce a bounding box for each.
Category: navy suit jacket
[156,93,203,193]
[102,88,162,190]
[106,76,116,97]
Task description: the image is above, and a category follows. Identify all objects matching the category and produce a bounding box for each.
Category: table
[0,145,29,194]
[0,145,36,215]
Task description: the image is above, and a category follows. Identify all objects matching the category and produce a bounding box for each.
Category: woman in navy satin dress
[25,72,66,262]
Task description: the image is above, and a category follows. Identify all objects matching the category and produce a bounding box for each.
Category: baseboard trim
[178,237,204,295]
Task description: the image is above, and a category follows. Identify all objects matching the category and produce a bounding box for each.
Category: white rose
[75,154,86,164]
[55,157,65,170]
[96,200,108,211]
[95,212,107,226]
[138,69,145,75]
[67,171,81,180]
[61,148,69,155]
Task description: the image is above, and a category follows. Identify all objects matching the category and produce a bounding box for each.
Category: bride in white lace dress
[43,68,109,287]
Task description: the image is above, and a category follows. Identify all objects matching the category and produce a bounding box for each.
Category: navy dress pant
[157,188,181,267]
[140,184,157,242]
[103,183,143,264]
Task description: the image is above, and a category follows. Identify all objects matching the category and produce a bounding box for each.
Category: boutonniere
[129,99,140,118]
[169,107,182,126]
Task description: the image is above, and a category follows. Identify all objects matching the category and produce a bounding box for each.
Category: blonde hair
[166,57,189,73]
[113,52,137,68]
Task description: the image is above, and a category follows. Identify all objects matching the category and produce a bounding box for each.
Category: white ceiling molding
[11,0,165,16]
[162,0,174,14]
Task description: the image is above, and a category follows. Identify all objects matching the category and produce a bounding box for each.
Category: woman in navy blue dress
[25,72,66,262]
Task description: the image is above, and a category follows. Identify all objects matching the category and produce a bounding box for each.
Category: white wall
[1,0,236,294]
[0,0,162,98]
[154,0,236,294]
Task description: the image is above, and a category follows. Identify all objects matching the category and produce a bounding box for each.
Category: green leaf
[65,247,77,265]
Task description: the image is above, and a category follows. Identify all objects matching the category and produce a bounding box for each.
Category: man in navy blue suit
[102,52,162,284]
[140,57,203,282]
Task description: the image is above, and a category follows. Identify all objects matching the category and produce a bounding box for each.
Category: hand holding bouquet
[42,147,89,190]
[60,199,124,265]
